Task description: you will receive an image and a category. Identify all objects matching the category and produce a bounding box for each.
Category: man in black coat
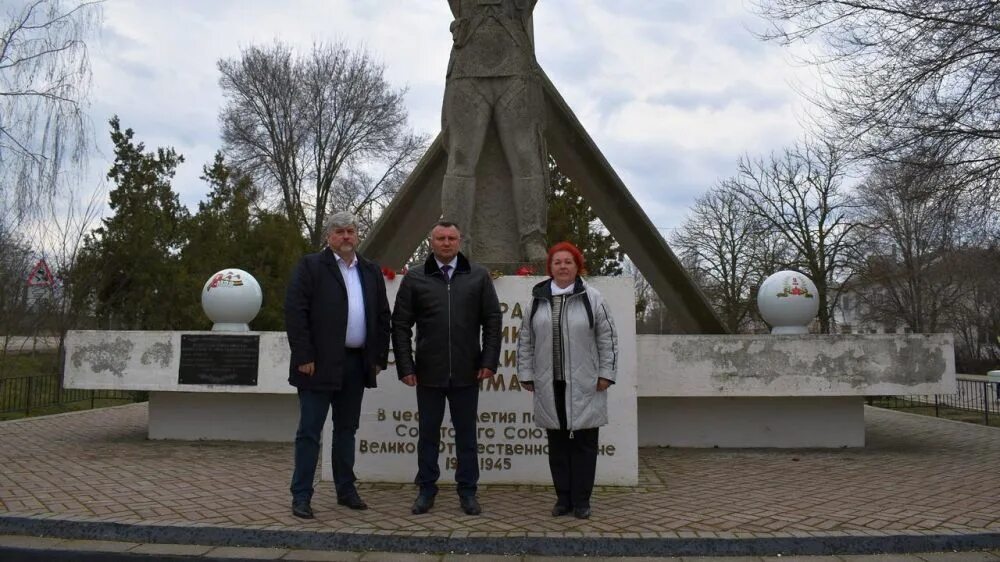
[392,221,502,516]
[285,211,390,519]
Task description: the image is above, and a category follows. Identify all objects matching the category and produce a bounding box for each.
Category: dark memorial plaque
[179,334,259,385]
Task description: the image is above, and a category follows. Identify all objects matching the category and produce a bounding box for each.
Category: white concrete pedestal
[636,334,955,448]
[148,392,298,441]
[639,396,864,448]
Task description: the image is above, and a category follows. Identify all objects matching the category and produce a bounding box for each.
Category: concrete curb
[2,515,999,557]
[0,549,224,562]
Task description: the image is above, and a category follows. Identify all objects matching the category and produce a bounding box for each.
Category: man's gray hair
[323,211,358,237]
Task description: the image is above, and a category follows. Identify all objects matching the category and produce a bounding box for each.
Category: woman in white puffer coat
[517,241,618,520]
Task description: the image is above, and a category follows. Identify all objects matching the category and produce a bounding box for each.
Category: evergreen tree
[248,210,310,330]
[181,153,308,330]
[175,153,255,326]
[76,117,188,329]
[546,156,623,275]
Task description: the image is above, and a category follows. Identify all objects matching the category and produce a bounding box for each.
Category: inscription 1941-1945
[178,334,259,386]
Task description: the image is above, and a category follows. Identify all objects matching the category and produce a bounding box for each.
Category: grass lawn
[0,350,145,421]
[0,351,61,379]
[0,397,140,422]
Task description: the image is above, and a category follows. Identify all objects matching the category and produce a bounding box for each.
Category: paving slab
[53,538,141,552]
[206,546,292,559]
[0,534,67,549]
[130,542,215,556]
[681,557,762,562]
[914,553,1000,561]
[755,558,843,562]
[282,549,363,561]
[359,552,442,561]
[441,555,523,561]
[839,554,926,562]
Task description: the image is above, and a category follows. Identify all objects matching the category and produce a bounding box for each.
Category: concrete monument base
[636,333,955,448]
[148,392,298,442]
[639,396,864,448]
[64,292,956,487]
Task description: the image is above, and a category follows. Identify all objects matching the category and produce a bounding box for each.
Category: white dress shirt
[435,256,458,280]
[336,253,367,348]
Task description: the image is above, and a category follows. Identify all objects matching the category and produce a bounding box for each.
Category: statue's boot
[512,175,548,265]
[442,174,477,258]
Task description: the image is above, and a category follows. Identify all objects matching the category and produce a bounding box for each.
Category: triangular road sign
[26,258,55,287]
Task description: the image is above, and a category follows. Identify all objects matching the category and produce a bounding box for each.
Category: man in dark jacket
[392,221,502,516]
[285,211,390,519]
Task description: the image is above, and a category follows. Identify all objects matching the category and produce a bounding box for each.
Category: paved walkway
[1,404,999,557]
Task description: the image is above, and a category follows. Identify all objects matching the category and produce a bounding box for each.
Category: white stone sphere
[201,268,262,332]
[757,270,819,335]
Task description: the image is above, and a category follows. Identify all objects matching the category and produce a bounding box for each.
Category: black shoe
[411,494,435,515]
[551,503,572,517]
[291,501,314,519]
[573,506,591,519]
[459,495,482,515]
[337,493,368,510]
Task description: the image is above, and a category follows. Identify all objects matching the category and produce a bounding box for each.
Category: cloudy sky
[85,0,820,237]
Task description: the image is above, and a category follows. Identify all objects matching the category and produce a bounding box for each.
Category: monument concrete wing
[361,70,727,334]
[361,135,446,268]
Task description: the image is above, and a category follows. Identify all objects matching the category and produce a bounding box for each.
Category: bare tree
[631,263,665,334]
[329,138,424,237]
[0,223,33,358]
[41,182,104,340]
[948,243,1000,372]
[753,0,1000,209]
[851,156,983,333]
[0,181,103,370]
[218,41,425,246]
[672,183,780,333]
[0,0,102,221]
[623,258,654,320]
[731,140,861,332]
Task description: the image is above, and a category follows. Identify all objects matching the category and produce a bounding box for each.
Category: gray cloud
[648,81,789,112]
[569,139,745,233]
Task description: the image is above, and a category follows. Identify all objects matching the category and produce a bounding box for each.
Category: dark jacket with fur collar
[391,252,502,387]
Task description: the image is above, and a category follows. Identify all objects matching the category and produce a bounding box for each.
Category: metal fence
[867,374,999,426]
[0,374,147,417]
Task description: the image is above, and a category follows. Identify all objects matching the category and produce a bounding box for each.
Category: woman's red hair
[546,241,587,277]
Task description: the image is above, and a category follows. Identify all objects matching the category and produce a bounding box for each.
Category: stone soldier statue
[442,0,548,264]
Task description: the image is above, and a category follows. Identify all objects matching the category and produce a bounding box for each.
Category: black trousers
[546,380,599,509]
[415,382,480,498]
